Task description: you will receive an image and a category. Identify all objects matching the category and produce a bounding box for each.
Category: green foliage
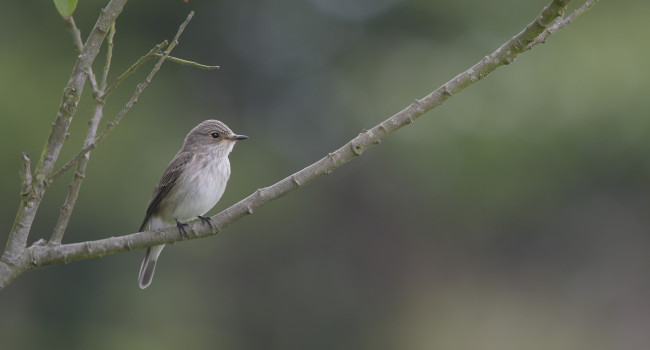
[53,0,78,18]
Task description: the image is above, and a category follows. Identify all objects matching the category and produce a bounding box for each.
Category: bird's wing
[139,152,195,232]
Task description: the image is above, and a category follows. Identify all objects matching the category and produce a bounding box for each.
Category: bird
[137,119,248,289]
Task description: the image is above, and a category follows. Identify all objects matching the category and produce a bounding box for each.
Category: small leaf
[53,0,78,19]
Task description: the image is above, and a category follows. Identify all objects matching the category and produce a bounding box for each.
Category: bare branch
[51,11,198,181]
[64,16,100,98]
[104,47,219,98]
[2,0,127,265]
[0,0,597,290]
[50,12,196,183]
[49,15,114,244]
[49,143,98,182]
[103,40,169,99]
[102,10,196,129]
[50,102,105,244]
[101,22,116,92]
[152,53,220,70]
[525,0,598,51]
[20,153,32,197]
[49,40,168,182]
[50,22,117,245]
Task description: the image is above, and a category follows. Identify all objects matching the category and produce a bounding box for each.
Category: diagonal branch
[152,53,220,70]
[102,40,169,100]
[0,0,596,290]
[104,49,218,98]
[525,0,598,51]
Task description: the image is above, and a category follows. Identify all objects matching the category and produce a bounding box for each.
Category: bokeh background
[1,0,649,349]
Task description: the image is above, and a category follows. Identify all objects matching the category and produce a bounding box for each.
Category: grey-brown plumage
[138,120,248,289]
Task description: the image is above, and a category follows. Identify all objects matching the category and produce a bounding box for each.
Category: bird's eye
[211,132,220,139]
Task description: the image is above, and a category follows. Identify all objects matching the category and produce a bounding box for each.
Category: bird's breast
[168,155,231,221]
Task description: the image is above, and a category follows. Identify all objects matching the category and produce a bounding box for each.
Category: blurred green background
[1,0,649,349]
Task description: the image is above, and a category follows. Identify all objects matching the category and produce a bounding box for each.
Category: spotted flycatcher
[137,120,248,289]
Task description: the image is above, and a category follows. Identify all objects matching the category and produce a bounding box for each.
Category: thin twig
[103,40,168,99]
[49,142,97,182]
[105,50,219,96]
[101,23,116,92]
[65,16,100,98]
[153,53,219,69]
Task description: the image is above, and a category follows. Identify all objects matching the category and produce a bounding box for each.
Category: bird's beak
[229,134,249,141]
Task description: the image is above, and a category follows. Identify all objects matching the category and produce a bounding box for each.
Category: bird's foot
[175,219,190,238]
[197,216,214,230]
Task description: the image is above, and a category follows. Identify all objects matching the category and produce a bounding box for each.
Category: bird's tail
[138,245,166,289]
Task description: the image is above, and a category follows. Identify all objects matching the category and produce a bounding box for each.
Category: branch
[50,16,118,245]
[2,0,127,265]
[19,153,32,197]
[525,0,598,51]
[102,40,169,100]
[152,53,220,70]
[104,39,219,97]
[48,40,167,182]
[50,101,106,244]
[101,22,116,92]
[50,13,194,243]
[0,0,596,290]
[51,11,207,181]
[64,16,100,97]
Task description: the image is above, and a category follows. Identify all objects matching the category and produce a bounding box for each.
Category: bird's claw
[197,216,214,231]
[175,219,190,238]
